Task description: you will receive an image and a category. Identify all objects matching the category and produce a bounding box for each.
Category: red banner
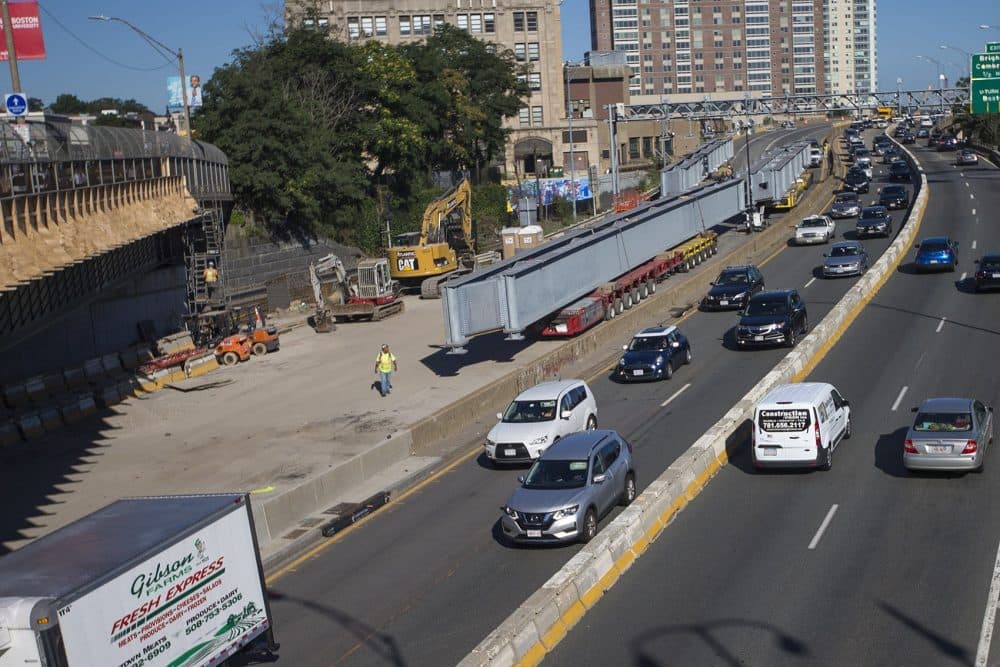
[0,1,46,61]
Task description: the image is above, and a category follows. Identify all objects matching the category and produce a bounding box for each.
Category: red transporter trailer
[540,231,718,338]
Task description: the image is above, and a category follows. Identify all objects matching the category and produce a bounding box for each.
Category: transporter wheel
[640,282,649,298]
[614,298,624,314]
[605,303,617,321]
[623,292,633,309]
[631,287,640,304]
[649,279,657,294]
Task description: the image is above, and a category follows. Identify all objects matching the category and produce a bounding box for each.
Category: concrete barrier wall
[458,135,927,667]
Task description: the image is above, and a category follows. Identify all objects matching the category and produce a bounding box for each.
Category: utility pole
[1,0,21,93]
[607,104,620,199]
[565,62,577,220]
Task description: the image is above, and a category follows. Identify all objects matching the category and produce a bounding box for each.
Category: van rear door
[756,406,813,460]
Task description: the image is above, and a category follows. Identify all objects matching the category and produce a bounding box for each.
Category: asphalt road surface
[262,124,914,667]
[547,140,1000,666]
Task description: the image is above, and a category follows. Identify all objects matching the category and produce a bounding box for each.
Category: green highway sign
[987,42,1000,54]
[972,53,1000,79]
[971,79,1000,114]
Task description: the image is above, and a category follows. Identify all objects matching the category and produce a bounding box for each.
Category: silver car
[823,241,869,277]
[500,430,636,544]
[904,397,994,472]
[830,192,861,219]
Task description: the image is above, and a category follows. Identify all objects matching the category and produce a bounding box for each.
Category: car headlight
[502,505,519,520]
[655,356,664,365]
[876,222,886,228]
[485,438,495,448]
[551,505,579,521]
[528,434,550,446]
[619,358,626,366]
[733,291,748,300]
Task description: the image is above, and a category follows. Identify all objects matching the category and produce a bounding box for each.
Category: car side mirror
[561,410,573,420]
[975,259,980,264]
[911,407,919,413]
[842,399,851,407]
[822,253,828,258]
[496,412,503,421]
[517,476,525,484]
[989,406,994,412]
[592,473,607,484]
[671,341,680,348]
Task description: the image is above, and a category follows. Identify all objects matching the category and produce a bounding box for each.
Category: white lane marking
[661,382,691,407]
[808,504,839,550]
[804,277,816,288]
[936,317,947,333]
[916,351,927,368]
[967,182,971,188]
[961,172,966,178]
[891,386,909,412]
[973,208,977,216]
[972,194,976,200]
[962,272,969,282]
[973,240,978,250]
[975,537,1000,666]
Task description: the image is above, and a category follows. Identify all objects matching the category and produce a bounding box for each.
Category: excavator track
[419,274,451,299]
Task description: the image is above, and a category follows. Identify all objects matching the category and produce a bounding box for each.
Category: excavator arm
[419,178,472,250]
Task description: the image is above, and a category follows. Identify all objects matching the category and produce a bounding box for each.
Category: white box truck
[0,494,277,667]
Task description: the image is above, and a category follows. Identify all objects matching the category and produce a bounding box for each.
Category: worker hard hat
[208,261,215,267]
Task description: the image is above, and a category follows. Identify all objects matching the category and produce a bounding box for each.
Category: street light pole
[564,62,577,220]
[89,15,191,138]
[1,0,21,93]
[939,44,971,78]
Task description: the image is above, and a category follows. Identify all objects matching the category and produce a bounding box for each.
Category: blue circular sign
[5,93,27,116]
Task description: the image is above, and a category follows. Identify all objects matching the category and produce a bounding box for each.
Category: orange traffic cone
[254,306,264,329]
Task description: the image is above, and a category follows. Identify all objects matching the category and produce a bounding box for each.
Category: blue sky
[16,0,1000,111]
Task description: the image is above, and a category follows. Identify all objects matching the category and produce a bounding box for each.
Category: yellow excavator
[387,179,474,299]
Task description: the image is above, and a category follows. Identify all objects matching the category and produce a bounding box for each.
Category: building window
[375,16,387,36]
[519,107,531,127]
[399,16,411,36]
[528,72,542,90]
[471,14,483,33]
[514,44,526,61]
[484,13,495,33]
[433,14,445,30]
[413,15,432,35]
[361,16,374,37]
[347,17,360,39]
[457,14,469,31]
[527,11,538,31]
[531,106,544,126]
[514,12,525,31]
[528,42,540,61]
[629,137,640,160]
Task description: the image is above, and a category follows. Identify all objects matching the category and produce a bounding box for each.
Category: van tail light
[962,440,978,454]
[904,439,917,453]
[814,422,822,449]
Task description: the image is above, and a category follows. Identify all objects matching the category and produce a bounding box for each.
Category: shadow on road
[420,331,535,377]
[630,617,810,666]
[877,600,973,667]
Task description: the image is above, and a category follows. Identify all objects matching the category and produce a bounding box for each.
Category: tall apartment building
[285,0,579,178]
[590,0,825,103]
[824,0,878,97]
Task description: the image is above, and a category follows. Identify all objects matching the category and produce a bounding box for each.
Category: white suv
[485,379,598,464]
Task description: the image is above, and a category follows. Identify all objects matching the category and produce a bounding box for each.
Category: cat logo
[396,252,418,272]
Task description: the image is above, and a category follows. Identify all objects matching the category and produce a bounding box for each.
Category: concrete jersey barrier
[459,133,928,667]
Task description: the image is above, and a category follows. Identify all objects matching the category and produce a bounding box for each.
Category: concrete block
[83,357,104,380]
[101,353,123,375]
[508,608,543,663]
[38,406,63,432]
[119,348,140,371]
[15,413,44,439]
[575,547,615,607]
[77,393,97,418]
[2,382,29,409]
[133,372,159,394]
[24,375,47,402]
[0,420,21,446]
[42,372,66,396]
[63,366,87,390]
[96,385,122,409]
[117,378,138,400]
[183,354,219,379]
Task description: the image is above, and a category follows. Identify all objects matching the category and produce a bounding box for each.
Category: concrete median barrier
[460,137,928,667]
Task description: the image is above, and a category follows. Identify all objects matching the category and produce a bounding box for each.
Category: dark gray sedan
[904,397,993,472]
[829,192,861,219]
[822,241,869,277]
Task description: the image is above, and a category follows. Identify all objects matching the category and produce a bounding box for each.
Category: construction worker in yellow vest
[374,344,397,397]
[203,261,219,299]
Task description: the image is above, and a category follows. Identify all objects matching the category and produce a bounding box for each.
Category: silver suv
[500,430,636,544]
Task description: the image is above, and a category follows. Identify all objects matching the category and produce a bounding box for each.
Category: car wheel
[684,347,692,365]
[786,328,797,348]
[664,360,673,380]
[844,416,852,439]
[949,261,957,273]
[801,316,809,335]
[579,508,598,543]
[586,415,597,430]
[819,444,833,471]
[620,473,637,506]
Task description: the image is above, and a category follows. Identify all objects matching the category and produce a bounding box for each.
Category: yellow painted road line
[267,444,481,583]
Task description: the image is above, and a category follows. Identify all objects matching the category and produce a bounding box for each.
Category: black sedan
[936,136,959,151]
[974,255,1000,292]
[842,171,870,194]
[889,161,913,181]
[877,185,910,210]
[855,206,893,238]
[901,132,916,145]
[701,265,765,311]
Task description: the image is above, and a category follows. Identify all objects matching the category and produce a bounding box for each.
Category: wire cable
[37,2,175,72]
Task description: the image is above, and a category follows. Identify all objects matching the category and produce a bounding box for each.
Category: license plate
[526,529,542,538]
[632,369,644,376]
[929,259,938,264]
[992,273,1000,279]
[754,335,764,342]
[761,448,777,457]
[504,448,516,457]
[719,300,729,306]
[554,323,568,333]
[929,445,951,454]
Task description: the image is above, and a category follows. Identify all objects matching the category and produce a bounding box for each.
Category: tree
[27,97,44,112]
[50,93,86,114]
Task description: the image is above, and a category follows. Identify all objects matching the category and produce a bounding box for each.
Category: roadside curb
[459,132,929,667]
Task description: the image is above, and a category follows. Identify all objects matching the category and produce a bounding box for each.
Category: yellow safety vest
[203,267,219,283]
[376,352,396,372]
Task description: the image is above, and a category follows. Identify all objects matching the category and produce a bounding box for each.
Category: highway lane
[548,139,1000,665]
[261,124,890,667]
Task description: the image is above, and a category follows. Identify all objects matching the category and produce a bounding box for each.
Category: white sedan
[795,215,836,245]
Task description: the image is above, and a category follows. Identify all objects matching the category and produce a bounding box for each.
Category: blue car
[616,326,691,381]
[914,236,959,272]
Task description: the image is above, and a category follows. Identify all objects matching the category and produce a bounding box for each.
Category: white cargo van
[752,382,851,470]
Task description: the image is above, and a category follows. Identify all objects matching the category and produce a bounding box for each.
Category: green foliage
[49,93,150,116]
[473,183,513,242]
[195,24,528,246]
[27,97,44,112]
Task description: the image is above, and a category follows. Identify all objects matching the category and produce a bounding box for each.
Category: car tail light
[904,439,918,454]
[814,421,822,449]
[962,440,978,454]
[976,271,986,279]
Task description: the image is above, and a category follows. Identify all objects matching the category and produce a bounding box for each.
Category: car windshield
[892,163,909,170]
[502,400,557,422]
[800,218,828,228]
[981,259,1000,271]
[835,195,857,204]
[628,336,669,351]
[882,187,904,196]
[716,271,750,286]
[831,245,860,257]
[846,173,866,182]
[861,208,887,219]
[522,459,589,490]
[912,412,973,432]
[745,298,788,316]
[920,242,949,253]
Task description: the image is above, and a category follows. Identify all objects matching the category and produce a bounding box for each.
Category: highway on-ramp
[261,124,900,667]
[547,143,1000,665]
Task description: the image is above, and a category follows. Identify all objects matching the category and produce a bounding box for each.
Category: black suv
[877,185,910,210]
[735,289,808,349]
[855,206,893,238]
[889,161,912,181]
[701,265,765,311]
[842,170,870,194]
